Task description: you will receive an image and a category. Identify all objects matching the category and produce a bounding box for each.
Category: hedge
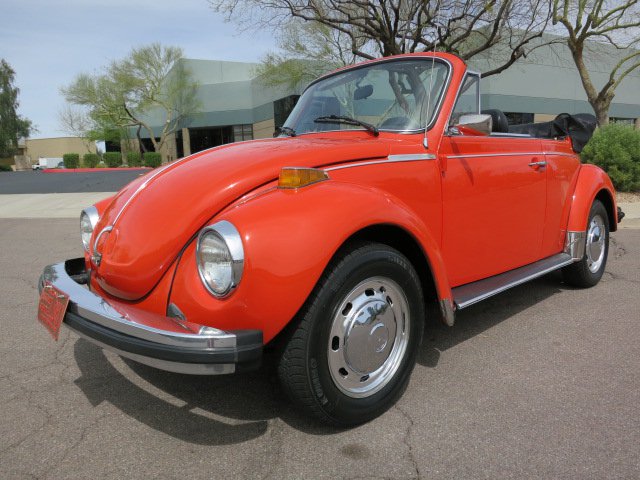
[0,164,12,172]
[83,153,100,168]
[126,151,142,167]
[581,123,640,192]
[62,153,80,169]
[103,152,123,168]
[143,152,162,168]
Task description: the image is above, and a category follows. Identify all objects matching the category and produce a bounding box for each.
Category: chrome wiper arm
[314,115,379,136]
[273,126,297,137]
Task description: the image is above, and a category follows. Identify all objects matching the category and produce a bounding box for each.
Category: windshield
[283,58,449,135]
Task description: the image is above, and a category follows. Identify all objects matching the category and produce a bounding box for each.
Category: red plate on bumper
[37,283,70,340]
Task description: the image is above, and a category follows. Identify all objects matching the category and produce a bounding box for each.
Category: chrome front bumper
[39,259,262,375]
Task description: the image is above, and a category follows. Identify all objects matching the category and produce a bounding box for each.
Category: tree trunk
[594,102,610,126]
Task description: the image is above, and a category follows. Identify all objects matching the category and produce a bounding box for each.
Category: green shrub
[103,152,123,168]
[83,153,100,168]
[0,164,12,172]
[581,123,640,192]
[143,152,162,168]
[126,151,142,167]
[63,153,80,169]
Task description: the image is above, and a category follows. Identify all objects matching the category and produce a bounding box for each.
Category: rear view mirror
[354,84,373,100]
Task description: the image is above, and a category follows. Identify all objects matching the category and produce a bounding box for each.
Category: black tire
[562,199,609,288]
[278,242,424,426]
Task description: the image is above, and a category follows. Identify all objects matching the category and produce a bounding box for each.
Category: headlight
[80,206,99,252]
[196,221,244,297]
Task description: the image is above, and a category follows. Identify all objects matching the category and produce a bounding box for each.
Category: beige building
[23,137,96,166]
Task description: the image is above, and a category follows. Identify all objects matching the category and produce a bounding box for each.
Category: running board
[452,253,574,310]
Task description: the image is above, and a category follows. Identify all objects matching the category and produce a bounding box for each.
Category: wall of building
[24,137,96,165]
[470,36,640,122]
[253,118,275,139]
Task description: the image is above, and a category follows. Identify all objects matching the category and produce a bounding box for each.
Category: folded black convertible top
[508,113,597,153]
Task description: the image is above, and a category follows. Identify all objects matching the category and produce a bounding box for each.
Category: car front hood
[91,136,390,300]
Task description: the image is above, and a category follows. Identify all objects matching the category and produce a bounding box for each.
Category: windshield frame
[283,55,453,137]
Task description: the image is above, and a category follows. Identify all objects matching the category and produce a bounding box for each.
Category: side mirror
[452,113,493,135]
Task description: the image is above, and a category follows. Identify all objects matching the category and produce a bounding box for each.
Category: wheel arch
[344,224,438,303]
[566,164,618,233]
[336,222,455,326]
[594,188,617,232]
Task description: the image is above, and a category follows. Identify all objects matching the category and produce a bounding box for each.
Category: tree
[58,106,97,153]
[552,0,640,125]
[210,0,553,78]
[255,20,368,88]
[0,59,33,158]
[62,44,200,160]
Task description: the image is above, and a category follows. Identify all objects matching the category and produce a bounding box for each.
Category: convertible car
[38,52,622,426]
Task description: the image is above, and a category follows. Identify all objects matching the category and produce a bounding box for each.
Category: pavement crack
[395,404,420,479]
[258,419,285,480]
[40,413,108,480]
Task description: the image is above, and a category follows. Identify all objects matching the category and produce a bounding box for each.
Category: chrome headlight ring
[80,206,100,252]
[196,221,244,298]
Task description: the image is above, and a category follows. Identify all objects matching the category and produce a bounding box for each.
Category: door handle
[528,160,547,168]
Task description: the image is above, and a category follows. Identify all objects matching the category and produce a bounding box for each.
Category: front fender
[168,181,450,343]
[566,164,618,232]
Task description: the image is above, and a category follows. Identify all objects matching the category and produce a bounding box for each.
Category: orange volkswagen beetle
[38,53,622,426]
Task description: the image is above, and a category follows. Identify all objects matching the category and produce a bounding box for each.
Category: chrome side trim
[445,152,579,160]
[388,154,437,161]
[439,298,456,327]
[544,152,580,158]
[452,253,574,309]
[41,261,238,350]
[446,152,541,159]
[325,154,436,172]
[68,327,236,375]
[564,230,586,261]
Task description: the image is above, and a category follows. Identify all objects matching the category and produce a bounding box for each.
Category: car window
[450,73,480,125]
[283,59,449,134]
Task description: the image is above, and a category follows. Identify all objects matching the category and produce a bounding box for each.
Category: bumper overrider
[39,259,262,375]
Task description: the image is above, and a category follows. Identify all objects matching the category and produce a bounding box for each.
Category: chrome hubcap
[586,214,606,273]
[328,277,410,398]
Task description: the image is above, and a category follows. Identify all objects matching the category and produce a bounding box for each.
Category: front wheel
[562,199,609,287]
[278,243,424,426]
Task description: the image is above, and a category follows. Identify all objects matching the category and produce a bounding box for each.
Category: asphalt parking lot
[0,170,148,194]
[1,215,639,479]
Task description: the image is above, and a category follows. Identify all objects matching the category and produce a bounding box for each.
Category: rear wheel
[278,243,424,426]
[562,199,609,287]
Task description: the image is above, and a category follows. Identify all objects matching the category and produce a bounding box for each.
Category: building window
[189,127,233,154]
[233,124,253,142]
[274,95,300,128]
[504,112,534,125]
[610,117,634,125]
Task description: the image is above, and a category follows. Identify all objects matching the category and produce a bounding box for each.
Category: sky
[1,0,277,138]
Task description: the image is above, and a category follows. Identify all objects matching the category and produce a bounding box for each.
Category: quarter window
[449,73,480,125]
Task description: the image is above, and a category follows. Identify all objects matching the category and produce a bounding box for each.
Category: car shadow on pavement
[417,271,566,368]
[73,339,335,444]
[72,271,568,444]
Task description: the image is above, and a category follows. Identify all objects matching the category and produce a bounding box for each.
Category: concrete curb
[618,202,640,229]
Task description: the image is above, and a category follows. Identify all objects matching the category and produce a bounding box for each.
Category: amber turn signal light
[278,167,329,189]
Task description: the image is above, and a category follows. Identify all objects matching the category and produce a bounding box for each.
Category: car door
[439,73,547,287]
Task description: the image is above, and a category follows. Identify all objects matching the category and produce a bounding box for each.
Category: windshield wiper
[273,126,296,137]
[314,115,379,136]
